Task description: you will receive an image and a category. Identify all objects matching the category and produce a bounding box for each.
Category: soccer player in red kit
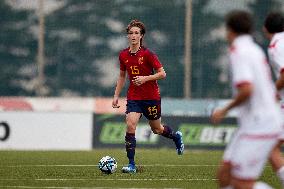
[112,19,184,173]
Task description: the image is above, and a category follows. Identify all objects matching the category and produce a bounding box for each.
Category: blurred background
[1,0,284,150]
[2,0,283,99]
[1,2,284,188]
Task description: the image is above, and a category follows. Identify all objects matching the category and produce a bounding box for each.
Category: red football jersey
[119,47,162,100]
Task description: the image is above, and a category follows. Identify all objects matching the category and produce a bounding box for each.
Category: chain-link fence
[1,0,283,98]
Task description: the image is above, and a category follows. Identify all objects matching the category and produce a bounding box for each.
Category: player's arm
[276,72,284,91]
[112,70,126,108]
[211,83,253,124]
[132,67,166,86]
[273,43,284,93]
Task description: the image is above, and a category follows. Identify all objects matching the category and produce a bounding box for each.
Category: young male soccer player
[112,19,184,173]
[263,11,284,187]
[211,10,282,189]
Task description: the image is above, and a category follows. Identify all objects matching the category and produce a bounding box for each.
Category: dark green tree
[44,0,185,97]
[2,0,280,98]
[191,0,228,98]
[0,1,36,96]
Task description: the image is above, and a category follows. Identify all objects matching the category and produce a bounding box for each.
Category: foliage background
[1,0,283,98]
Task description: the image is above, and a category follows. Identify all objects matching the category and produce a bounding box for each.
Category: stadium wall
[0,97,237,150]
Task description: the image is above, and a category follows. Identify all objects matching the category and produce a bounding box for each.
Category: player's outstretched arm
[211,83,252,124]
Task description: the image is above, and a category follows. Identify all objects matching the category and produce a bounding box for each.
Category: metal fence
[1,0,283,98]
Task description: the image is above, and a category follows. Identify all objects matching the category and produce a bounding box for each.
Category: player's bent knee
[217,162,231,187]
[269,145,283,171]
[126,121,137,129]
[217,169,229,186]
[151,127,163,134]
[126,123,136,133]
[231,178,255,189]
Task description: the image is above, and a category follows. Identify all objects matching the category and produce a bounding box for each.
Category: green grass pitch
[0,149,280,189]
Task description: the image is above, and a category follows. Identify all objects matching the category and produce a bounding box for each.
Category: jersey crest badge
[138,57,144,65]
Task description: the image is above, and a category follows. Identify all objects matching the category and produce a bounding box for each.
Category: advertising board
[0,112,93,150]
[93,114,237,149]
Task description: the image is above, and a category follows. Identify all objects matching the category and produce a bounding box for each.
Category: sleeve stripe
[234,81,251,88]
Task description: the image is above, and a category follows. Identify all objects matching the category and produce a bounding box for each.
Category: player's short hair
[126,19,146,36]
[225,10,253,35]
[264,12,284,33]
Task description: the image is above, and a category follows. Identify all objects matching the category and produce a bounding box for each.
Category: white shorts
[223,129,278,180]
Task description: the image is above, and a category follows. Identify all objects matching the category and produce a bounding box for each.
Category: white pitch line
[0,178,217,181]
[0,187,183,189]
[3,164,218,168]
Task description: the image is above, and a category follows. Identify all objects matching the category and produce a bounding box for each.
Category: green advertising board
[99,122,158,144]
[93,114,237,149]
[179,124,236,146]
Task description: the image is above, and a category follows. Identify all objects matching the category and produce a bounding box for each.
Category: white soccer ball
[98,156,117,174]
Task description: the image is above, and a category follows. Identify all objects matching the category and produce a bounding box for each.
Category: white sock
[253,181,274,189]
[277,166,284,186]
[220,186,233,189]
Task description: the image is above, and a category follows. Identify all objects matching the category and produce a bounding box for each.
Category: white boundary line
[0,164,217,188]
[0,178,217,181]
[1,187,184,189]
[3,164,218,168]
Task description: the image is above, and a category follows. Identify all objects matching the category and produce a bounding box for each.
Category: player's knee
[231,179,255,189]
[217,163,231,187]
[270,145,281,158]
[217,169,227,186]
[269,150,275,164]
[232,182,245,189]
[151,127,163,134]
[269,145,283,171]
[126,120,137,131]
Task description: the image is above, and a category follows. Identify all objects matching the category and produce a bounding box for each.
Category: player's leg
[218,129,240,188]
[231,177,255,189]
[122,100,142,173]
[271,104,284,186]
[148,118,184,155]
[122,112,141,173]
[142,99,184,155]
[217,161,232,188]
[269,140,284,186]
